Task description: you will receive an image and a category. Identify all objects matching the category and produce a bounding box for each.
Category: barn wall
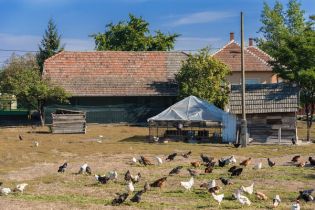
[44,96,177,124]
[242,112,297,143]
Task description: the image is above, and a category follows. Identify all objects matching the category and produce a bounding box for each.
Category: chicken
[130,190,145,203]
[231,167,243,176]
[255,191,268,200]
[212,193,224,205]
[221,156,236,165]
[291,138,296,145]
[291,200,300,210]
[58,162,68,173]
[112,192,129,206]
[240,158,252,167]
[166,153,177,161]
[124,170,132,182]
[253,162,262,170]
[296,161,307,167]
[204,166,213,174]
[241,183,254,195]
[13,183,28,193]
[204,161,216,168]
[33,141,39,147]
[235,190,251,206]
[191,161,201,168]
[208,186,221,194]
[218,159,227,167]
[209,179,216,188]
[150,177,167,188]
[187,168,198,177]
[0,187,11,196]
[169,166,183,176]
[273,195,281,208]
[297,190,314,202]
[19,134,23,141]
[126,181,135,193]
[95,174,110,184]
[228,166,237,173]
[233,143,241,148]
[200,154,214,163]
[219,177,233,185]
[131,172,141,183]
[308,157,315,165]
[140,156,153,166]
[107,171,118,181]
[78,163,90,175]
[155,156,163,165]
[182,151,192,158]
[144,181,150,192]
[291,155,300,163]
[267,158,276,167]
[180,177,194,191]
[132,157,138,164]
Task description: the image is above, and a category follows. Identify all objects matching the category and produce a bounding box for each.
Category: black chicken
[166,153,177,161]
[95,174,110,184]
[112,193,129,206]
[298,190,314,202]
[200,154,213,163]
[267,158,276,167]
[231,167,243,176]
[169,166,183,175]
[182,151,192,158]
[58,162,68,173]
[124,170,132,182]
[219,177,233,185]
[130,190,145,203]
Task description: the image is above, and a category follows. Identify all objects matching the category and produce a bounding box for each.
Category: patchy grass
[0,122,314,209]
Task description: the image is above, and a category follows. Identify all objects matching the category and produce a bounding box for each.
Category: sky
[0,0,314,65]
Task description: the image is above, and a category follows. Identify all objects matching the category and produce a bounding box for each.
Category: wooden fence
[51,109,86,134]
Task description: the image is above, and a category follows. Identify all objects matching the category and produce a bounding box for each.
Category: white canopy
[148,96,236,142]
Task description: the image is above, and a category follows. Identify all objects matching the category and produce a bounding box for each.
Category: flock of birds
[1,134,314,209]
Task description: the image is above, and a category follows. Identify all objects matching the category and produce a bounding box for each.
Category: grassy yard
[0,122,314,209]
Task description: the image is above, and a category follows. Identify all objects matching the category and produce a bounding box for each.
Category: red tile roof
[43,51,188,97]
[212,41,273,72]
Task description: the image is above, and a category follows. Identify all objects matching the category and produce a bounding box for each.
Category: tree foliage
[175,48,230,109]
[0,54,70,125]
[37,18,63,73]
[258,0,315,141]
[92,14,179,51]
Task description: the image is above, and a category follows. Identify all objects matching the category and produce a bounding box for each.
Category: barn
[229,83,300,144]
[43,51,188,123]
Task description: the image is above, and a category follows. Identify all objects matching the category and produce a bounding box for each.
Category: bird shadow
[119,135,148,143]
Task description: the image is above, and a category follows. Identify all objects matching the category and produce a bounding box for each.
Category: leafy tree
[258,0,315,141]
[92,14,179,51]
[37,18,63,73]
[175,48,230,109]
[0,54,70,125]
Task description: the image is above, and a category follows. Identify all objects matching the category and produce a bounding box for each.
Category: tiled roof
[229,83,299,114]
[212,41,273,72]
[43,51,188,97]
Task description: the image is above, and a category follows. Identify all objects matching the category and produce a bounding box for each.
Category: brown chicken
[182,151,192,158]
[240,158,252,167]
[204,166,213,173]
[255,191,268,200]
[291,155,301,163]
[297,161,307,167]
[208,186,221,194]
[191,161,201,168]
[140,156,153,166]
[150,177,167,188]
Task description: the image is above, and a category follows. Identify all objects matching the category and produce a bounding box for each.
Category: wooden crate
[51,109,86,134]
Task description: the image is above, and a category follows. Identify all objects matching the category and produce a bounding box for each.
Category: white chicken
[180,177,194,191]
[0,187,11,196]
[212,193,224,205]
[226,155,237,164]
[235,190,251,206]
[155,156,163,165]
[254,162,262,170]
[33,141,39,147]
[241,183,254,194]
[209,179,216,188]
[107,171,118,180]
[273,195,281,208]
[132,157,138,164]
[14,183,28,193]
[291,200,300,210]
[78,163,88,174]
[126,182,134,193]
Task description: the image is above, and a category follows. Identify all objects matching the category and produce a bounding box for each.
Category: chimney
[230,32,235,41]
[249,38,254,46]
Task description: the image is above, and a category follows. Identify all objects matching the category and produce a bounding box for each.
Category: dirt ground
[0,123,314,209]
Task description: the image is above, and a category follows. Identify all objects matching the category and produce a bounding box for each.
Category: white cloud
[168,11,236,26]
[174,36,222,52]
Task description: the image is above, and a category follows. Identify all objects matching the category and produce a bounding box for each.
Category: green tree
[258,0,315,141]
[37,18,63,73]
[175,48,230,109]
[0,54,70,125]
[92,14,179,51]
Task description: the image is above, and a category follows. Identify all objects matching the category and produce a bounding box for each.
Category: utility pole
[240,11,248,147]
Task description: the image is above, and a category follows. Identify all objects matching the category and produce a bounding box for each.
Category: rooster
[13,183,28,193]
[292,155,300,163]
[180,177,194,191]
[308,157,315,165]
[200,154,213,163]
[112,193,129,206]
[273,195,281,208]
[166,153,177,161]
[150,177,167,188]
[191,161,201,168]
[255,191,268,200]
[241,183,254,194]
[140,156,153,166]
[212,193,224,205]
[219,177,233,185]
[267,158,276,167]
[169,166,183,176]
[130,190,145,203]
[58,162,68,173]
[240,158,252,167]
[95,174,110,184]
[182,151,192,158]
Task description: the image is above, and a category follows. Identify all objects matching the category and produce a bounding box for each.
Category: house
[43,51,188,123]
[213,32,279,85]
[229,83,299,144]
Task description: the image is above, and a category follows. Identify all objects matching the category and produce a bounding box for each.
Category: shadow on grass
[27,131,51,134]
[119,135,148,143]
[304,174,315,179]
